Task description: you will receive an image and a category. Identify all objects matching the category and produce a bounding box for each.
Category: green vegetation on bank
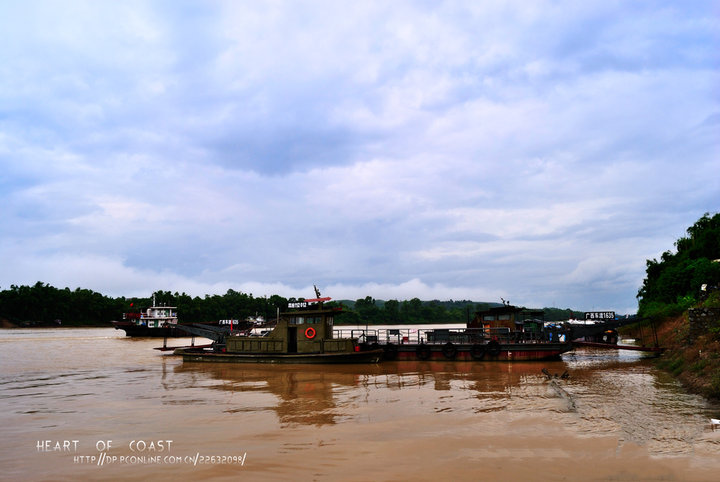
[0,283,120,326]
[650,290,720,399]
[0,283,580,327]
[632,212,720,399]
[637,212,720,319]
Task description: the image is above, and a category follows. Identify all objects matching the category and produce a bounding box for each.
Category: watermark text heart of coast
[36,439,247,467]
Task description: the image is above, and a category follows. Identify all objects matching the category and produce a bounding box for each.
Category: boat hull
[377,342,572,362]
[176,348,385,364]
[112,320,252,338]
[112,321,183,337]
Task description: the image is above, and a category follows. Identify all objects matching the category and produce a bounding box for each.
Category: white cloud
[0,1,718,314]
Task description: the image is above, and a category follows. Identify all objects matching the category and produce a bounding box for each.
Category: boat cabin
[468,304,544,334]
[123,305,178,329]
[224,298,357,355]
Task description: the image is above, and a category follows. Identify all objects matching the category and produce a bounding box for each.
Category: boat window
[327,316,333,326]
[483,315,495,321]
[289,317,304,325]
[499,314,511,321]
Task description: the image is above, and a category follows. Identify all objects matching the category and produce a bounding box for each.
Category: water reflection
[173,360,574,427]
[168,350,720,459]
[2,329,720,481]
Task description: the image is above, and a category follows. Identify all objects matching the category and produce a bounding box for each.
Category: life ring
[470,344,486,360]
[441,342,457,359]
[383,343,398,360]
[487,340,501,357]
[304,327,316,339]
[416,344,432,360]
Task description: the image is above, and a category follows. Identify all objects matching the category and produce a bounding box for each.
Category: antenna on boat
[314,285,321,299]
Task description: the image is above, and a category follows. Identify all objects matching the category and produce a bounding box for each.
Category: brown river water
[1,328,719,481]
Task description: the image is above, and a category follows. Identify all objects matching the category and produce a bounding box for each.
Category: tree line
[334,297,578,324]
[0,282,581,327]
[0,283,287,326]
[333,297,484,325]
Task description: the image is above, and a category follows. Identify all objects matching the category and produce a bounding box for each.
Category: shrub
[710,370,720,399]
[702,291,720,309]
[690,359,708,373]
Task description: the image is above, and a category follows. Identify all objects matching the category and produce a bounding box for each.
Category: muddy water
[1,328,719,481]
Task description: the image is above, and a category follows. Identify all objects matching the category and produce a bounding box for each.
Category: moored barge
[338,304,572,362]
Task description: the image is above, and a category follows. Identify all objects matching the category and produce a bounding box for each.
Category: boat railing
[333,327,565,345]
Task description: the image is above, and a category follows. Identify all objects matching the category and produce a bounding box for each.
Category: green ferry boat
[174,290,383,364]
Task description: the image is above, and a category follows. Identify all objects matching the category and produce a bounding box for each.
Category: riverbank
[623,311,720,400]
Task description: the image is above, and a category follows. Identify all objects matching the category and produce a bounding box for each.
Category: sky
[1,1,718,314]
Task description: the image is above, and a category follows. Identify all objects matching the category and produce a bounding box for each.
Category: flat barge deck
[336,327,572,362]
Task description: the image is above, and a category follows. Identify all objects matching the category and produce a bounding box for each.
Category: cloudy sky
[1,1,718,313]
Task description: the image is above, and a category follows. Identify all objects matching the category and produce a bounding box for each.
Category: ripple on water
[2,332,720,480]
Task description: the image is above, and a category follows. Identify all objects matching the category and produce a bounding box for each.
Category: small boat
[174,289,383,364]
[711,418,720,429]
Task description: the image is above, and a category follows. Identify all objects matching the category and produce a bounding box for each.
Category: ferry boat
[174,290,384,364]
[111,297,260,337]
[112,298,182,337]
[335,304,573,362]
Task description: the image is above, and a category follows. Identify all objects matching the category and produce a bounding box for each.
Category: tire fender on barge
[470,344,486,360]
[383,343,398,360]
[487,340,501,357]
[416,344,431,360]
[441,342,457,359]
